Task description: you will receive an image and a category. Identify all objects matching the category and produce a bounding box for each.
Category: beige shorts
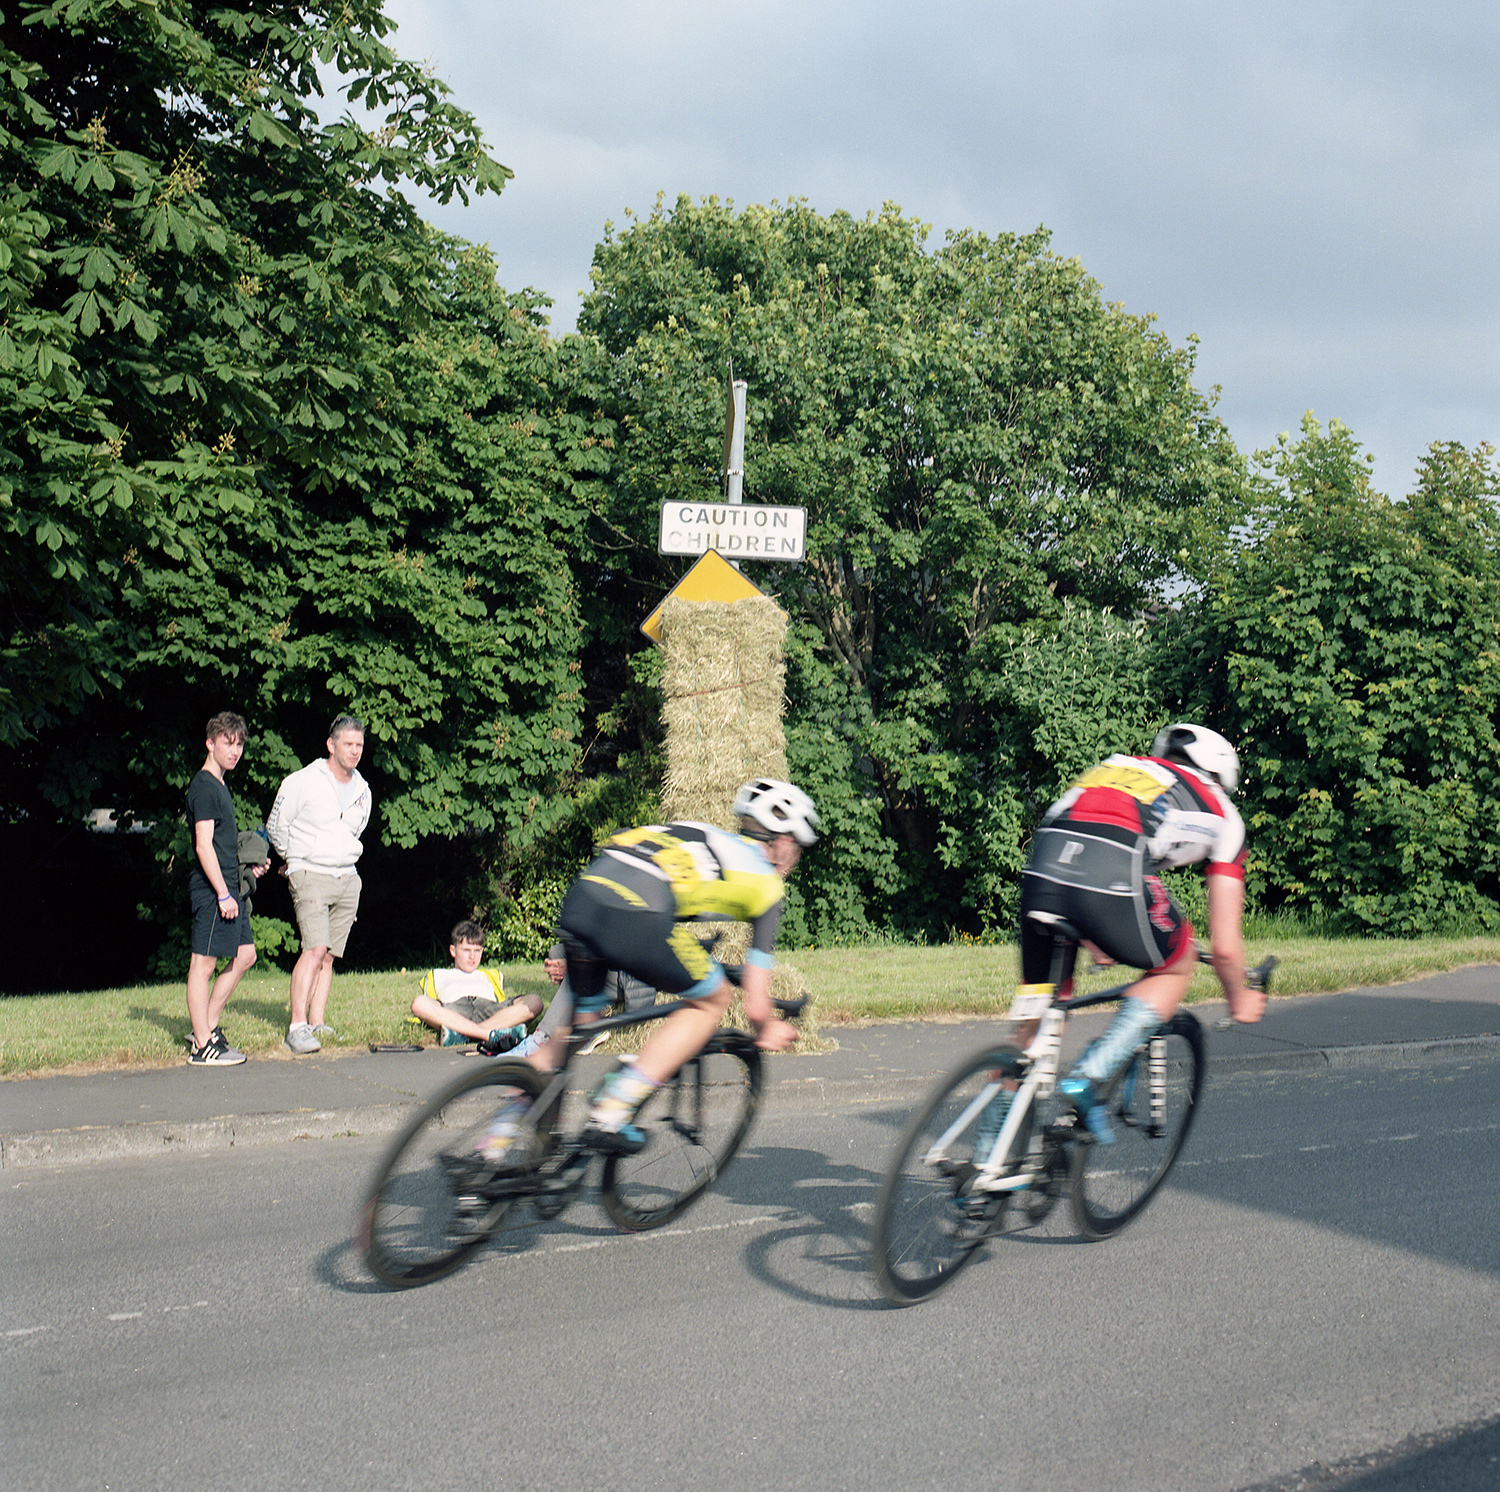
[288,869,362,957]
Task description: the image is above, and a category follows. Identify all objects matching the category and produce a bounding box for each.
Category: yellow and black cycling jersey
[556,821,788,1008]
[595,821,786,946]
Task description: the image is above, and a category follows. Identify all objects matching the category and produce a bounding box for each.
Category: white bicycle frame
[922,985,1067,1195]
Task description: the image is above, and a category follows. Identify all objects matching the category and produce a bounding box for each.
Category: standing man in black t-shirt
[184,711,269,1066]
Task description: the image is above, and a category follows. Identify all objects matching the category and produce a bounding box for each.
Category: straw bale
[659,595,787,828]
[646,593,828,1051]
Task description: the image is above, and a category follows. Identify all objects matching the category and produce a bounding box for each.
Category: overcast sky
[378,1,1496,498]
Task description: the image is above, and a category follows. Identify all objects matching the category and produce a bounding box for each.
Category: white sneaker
[284,1024,321,1055]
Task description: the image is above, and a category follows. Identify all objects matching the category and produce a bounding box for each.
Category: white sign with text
[658,502,807,560]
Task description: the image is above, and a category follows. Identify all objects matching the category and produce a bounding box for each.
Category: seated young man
[410,921,543,1051]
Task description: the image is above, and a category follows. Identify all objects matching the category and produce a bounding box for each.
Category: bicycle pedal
[937,1158,978,1187]
[950,1193,1007,1242]
[447,1193,491,1239]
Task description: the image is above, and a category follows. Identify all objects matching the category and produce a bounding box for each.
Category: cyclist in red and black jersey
[1018,723,1264,1143]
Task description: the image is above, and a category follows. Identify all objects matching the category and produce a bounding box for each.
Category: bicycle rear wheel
[601,1033,761,1231]
[1070,1010,1204,1239]
[358,1060,548,1287]
[870,1046,1027,1305]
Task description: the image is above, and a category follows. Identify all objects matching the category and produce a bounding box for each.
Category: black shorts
[1019,821,1190,987]
[189,882,252,960]
[555,855,718,1013]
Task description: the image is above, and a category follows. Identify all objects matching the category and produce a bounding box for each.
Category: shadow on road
[716,1128,1095,1310]
[1237,1410,1500,1492]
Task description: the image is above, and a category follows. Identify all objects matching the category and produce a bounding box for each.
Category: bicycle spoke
[1070,1012,1203,1239]
[358,1062,547,1287]
[871,1046,1027,1304]
[602,1037,760,1231]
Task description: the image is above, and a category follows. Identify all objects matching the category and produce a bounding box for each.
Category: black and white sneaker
[188,1034,246,1066]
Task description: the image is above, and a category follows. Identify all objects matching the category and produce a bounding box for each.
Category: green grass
[3,936,1499,1078]
[0,963,561,1078]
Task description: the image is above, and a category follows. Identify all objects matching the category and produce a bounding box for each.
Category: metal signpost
[657,377,806,562]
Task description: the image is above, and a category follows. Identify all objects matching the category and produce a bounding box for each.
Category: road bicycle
[357,981,806,1288]
[870,914,1276,1304]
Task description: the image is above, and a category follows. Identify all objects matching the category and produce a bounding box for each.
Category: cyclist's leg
[627,916,736,1082]
[468,928,612,1169]
[1059,871,1195,1140]
[584,921,725,1147]
[975,874,1081,1163]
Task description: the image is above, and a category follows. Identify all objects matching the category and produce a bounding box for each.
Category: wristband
[218,894,232,904]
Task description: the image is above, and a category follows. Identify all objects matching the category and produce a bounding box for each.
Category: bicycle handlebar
[721,963,809,1021]
[1195,949,1278,993]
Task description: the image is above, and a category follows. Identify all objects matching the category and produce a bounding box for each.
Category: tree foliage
[1173,417,1500,934]
[1,0,511,743]
[0,0,610,978]
[579,196,1247,935]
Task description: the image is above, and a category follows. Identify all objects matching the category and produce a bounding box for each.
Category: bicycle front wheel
[601,1033,761,1231]
[357,1060,548,1287]
[1070,1010,1204,1240]
[870,1046,1027,1305]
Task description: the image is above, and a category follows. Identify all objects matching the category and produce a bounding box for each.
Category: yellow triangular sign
[640,550,785,644]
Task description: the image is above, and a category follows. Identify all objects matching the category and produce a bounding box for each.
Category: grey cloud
[381,0,1497,494]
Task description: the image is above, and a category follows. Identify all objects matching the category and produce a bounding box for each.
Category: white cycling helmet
[733,778,820,846]
[1151,723,1240,794]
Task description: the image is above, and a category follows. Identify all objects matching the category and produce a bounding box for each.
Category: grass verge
[2,936,1498,1079]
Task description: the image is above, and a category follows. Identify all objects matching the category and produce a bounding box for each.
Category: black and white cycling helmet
[1151,723,1239,794]
[733,778,820,846]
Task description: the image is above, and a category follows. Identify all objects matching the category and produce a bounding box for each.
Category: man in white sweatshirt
[267,715,372,1055]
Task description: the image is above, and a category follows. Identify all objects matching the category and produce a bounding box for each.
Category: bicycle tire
[358,1059,549,1287]
[1070,1010,1204,1240]
[601,1033,761,1232]
[870,1045,1028,1305]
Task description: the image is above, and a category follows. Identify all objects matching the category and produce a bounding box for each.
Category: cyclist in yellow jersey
[477,780,818,1164]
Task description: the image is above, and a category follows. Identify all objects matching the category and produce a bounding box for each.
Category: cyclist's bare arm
[1207,874,1261,1022]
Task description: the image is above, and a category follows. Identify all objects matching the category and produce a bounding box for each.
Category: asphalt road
[5,1044,1498,1492]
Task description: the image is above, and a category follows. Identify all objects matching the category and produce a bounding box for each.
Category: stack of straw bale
[650,593,825,1050]
[659,594,789,825]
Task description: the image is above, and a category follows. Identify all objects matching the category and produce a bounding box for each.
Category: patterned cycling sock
[972,1088,1013,1167]
[477,1095,533,1159]
[589,1061,659,1132]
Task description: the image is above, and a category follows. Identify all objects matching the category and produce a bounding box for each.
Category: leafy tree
[578,197,1247,934]
[0,0,510,745]
[1177,417,1500,934]
[0,1,610,979]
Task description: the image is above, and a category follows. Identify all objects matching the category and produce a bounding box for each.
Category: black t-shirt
[185,770,238,891]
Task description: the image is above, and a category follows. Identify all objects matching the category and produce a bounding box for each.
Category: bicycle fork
[1115,1033,1169,1139]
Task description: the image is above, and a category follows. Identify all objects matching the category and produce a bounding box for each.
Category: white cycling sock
[1074,996,1161,1086]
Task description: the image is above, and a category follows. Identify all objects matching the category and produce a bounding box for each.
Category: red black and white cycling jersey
[1042,754,1247,881]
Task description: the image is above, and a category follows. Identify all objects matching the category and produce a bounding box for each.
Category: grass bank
[2,936,1498,1079]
